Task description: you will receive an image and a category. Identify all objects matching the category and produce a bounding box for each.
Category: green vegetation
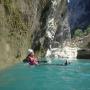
[84,26,90,35]
[74,29,84,37]
[73,26,90,49]
[74,25,90,37]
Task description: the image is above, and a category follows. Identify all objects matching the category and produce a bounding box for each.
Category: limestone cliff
[0,0,67,69]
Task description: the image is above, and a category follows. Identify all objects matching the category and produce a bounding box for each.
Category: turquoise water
[0,59,90,90]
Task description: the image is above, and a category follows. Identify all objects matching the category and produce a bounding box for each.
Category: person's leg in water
[64,60,71,66]
[64,60,68,65]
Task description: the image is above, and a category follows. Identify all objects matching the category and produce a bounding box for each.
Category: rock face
[76,34,90,59]
[77,49,90,59]
[69,0,90,30]
[68,0,90,58]
[0,0,67,69]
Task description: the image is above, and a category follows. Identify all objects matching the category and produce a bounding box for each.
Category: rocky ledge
[77,49,90,59]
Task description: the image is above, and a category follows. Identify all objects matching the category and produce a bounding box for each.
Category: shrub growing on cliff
[83,26,90,35]
[86,26,90,34]
[74,29,84,37]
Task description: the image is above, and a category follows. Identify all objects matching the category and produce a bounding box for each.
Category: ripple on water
[0,60,90,90]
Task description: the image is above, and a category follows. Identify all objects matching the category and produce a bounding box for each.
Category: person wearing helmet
[26,49,38,65]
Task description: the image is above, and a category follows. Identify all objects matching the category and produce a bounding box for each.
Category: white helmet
[28,49,34,54]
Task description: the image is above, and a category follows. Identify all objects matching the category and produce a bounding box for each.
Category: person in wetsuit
[26,49,38,65]
[25,49,70,66]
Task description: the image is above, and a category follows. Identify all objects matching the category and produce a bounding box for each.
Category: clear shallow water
[0,59,90,90]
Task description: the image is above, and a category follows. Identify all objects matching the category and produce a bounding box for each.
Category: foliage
[74,29,84,37]
[74,25,90,37]
[85,26,90,35]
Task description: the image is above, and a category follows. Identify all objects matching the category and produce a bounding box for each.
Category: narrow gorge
[0,0,90,70]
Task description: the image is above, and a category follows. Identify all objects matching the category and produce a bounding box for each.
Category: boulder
[77,49,90,59]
